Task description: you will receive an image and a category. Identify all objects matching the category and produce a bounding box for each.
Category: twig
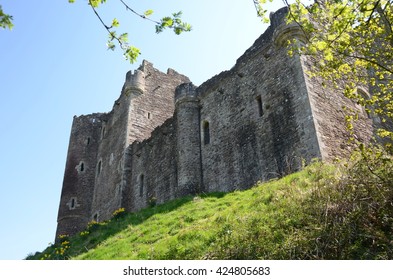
[89,0,125,48]
[119,0,160,25]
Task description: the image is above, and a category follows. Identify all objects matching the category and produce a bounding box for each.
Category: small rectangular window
[139,174,144,197]
[256,96,263,117]
[203,121,210,145]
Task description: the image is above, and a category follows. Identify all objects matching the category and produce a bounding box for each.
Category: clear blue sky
[0,0,283,259]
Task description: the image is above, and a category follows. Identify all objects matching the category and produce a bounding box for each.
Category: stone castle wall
[196,11,321,190]
[89,61,189,222]
[56,7,376,239]
[300,56,375,160]
[56,114,103,237]
[56,61,189,237]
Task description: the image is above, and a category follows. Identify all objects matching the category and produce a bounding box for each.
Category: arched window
[80,162,84,172]
[203,121,210,145]
[139,174,144,197]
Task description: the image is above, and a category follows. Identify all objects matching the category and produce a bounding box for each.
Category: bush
[304,145,393,259]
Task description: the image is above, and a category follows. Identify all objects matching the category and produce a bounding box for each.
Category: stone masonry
[55,7,375,239]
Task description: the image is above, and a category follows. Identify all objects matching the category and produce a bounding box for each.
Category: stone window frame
[67,197,78,210]
[76,161,86,174]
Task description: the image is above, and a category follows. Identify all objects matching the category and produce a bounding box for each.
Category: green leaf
[144,10,153,17]
[119,33,128,43]
[107,41,115,51]
[89,0,106,8]
[162,17,173,27]
[124,46,141,64]
[315,41,328,51]
[111,18,120,28]
[108,31,116,41]
[0,6,14,30]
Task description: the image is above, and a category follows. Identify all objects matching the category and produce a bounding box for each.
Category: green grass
[27,149,393,260]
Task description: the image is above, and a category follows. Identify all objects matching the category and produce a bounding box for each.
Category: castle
[55,8,375,239]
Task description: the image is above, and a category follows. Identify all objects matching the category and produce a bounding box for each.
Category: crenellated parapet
[175,82,198,105]
[56,6,378,243]
[272,13,308,47]
[121,69,145,95]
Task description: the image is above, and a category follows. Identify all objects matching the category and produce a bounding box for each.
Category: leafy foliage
[253,0,275,22]
[69,0,191,63]
[0,5,13,30]
[284,0,393,143]
[155,11,192,35]
[300,145,393,259]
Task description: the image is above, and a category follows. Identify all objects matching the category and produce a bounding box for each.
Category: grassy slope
[28,154,393,260]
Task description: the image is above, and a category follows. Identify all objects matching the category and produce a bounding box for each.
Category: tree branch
[89,1,111,30]
[88,0,128,52]
[338,51,393,75]
[119,0,160,25]
[376,3,393,45]
[283,0,311,43]
[365,0,380,25]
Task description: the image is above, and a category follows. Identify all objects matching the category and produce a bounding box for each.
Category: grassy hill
[27,147,393,260]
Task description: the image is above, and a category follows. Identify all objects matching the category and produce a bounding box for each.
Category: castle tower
[175,83,203,195]
[89,69,146,222]
[267,8,322,171]
[271,7,374,161]
[56,60,190,239]
[89,60,190,222]
[55,114,102,240]
[55,8,380,241]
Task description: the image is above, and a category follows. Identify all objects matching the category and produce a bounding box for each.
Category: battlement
[56,7,376,241]
[122,69,145,95]
[175,83,198,105]
[273,21,308,47]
